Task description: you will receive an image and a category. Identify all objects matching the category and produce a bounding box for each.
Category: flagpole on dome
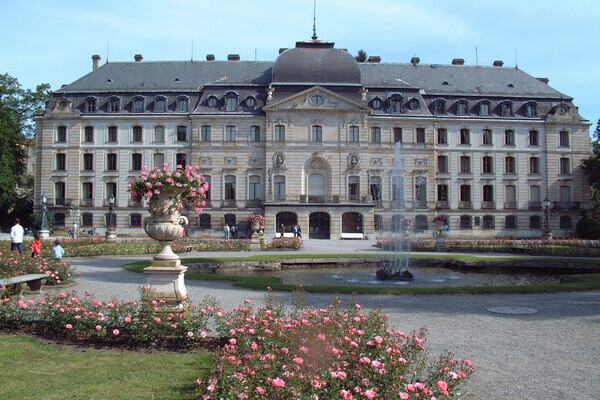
[312,0,318,41]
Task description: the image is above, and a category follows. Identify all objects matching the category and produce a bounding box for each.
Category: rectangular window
[130,213,142,227]
[370,176,382,207]
[108,126,118,142]
[482,215,495,229]
[526,103,538,117]
[530,216,541,229]
[275,125,286,142]
[224,176,236,200]
[203,176,211,202]
[201,126,211,142]
[437,155,448,173]
[225,126,236,142]
[84,126,94,142]
[479,102,490,116]
[348,176,360,202]
[374,214,383,231]
[154,98,166,112]
[482,156,494,174]
[482,129,492,145]
[437,128,447,144]
[559,131,570,147]
[501,102,513,117]
[274,176,285,201]
[176,153,187,168]
[460,128,470,145]
[312,126,322,142]
[106,153,117,171]
[132,126,142,142]
[529,130,539,146]
[131,153,142,171]
[505,215,517,229]
[391,176,404,206]
[416,128,425,143]
[250,126,260,142]
[529,157,540,174]
[505,156,516,174]
[177,98,188,112]
[350,126,360,143]
[559,185,571,202]
[83,153,94,171]
[560,158,571,175]
[82,182,93,201]
[505,130,515,146]
[56,153,66,170]
[371,127,381,143]
[460,185,471,201]
[154,126,165,143]
[153,153,164,169]
[505,185,516,208]
[393,127,402,143]
[460,156,471,173]
[483,184,494,202]
[248,176,261,200]
[460,215,472,229]
[177,126,187,142]
[57,126,67,142]
[109,98,119,112]
[106,182,117,199]
[82,212,94,226]
[133,98,144,113]
[85,98,96,113]
[199,214,211,228]
[437,184,448,201]
[415,176,427,206]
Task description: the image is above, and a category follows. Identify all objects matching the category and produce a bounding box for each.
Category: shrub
[0,251,75,286]
[576,216,600,239]
[265,237,303,250]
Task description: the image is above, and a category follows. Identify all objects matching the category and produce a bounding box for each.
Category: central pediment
[263,86,371,112]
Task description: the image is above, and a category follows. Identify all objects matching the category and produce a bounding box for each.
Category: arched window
[500,101,513,117]
[132,96,145,112]
[342,212,363,233]
[154,96,166,112]
[456,100,469,116]
[388,95,403,113]
[108,97,120,112]
[370,97,382,110]
[207,96,218,108]
[525,102,538,117]
[276,212,297,232]
[408,97,420,111]
[308,174,325,203]
[177,96,189,112]
[432,99,446,115]
[85,97,97,113]
[479,100,491,116]
[245,96,256,109]
[224,92,238,112]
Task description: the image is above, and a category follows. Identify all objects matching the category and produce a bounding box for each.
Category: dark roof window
[432,99,446,115]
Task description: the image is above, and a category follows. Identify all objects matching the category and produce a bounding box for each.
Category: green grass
[123,256,600,295]
[0,334,212,400]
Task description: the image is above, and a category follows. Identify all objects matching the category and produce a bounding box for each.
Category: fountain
[376,142,414,281]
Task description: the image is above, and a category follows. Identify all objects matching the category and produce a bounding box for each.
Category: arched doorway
[309,212,330,239]
[342,212,363,233]
[276,212,297,235]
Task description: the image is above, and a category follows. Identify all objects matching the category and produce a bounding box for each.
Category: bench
[184,246,194,253]
[511,246,534,255]
[0,274,48,295]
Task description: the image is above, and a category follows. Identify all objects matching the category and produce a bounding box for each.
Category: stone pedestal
[38,230,50,240]
[105,229,117,241]
[143,259,189,311]
[435,231,447,252]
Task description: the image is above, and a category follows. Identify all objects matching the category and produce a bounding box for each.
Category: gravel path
[40,239,600,399]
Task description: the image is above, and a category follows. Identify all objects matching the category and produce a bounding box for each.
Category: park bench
[0,274,48,296]
[184,246,194,253]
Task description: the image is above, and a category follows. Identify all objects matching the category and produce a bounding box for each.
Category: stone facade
[34,39,591,239]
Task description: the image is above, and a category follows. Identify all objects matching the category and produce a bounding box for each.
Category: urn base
[143,261,189,311]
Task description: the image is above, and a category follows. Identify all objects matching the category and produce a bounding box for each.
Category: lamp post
[106,194,117,240]
[542,196,552,240]
[39,192,50,239]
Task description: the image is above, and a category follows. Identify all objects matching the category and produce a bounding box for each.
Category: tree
[582,119,600,217]
[355,49,367,62]
[0,73,51,228]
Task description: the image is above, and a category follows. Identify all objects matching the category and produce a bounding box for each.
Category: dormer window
[456,100,468,116]
[245,96,257,109]
[479,101,491,116]
[388,95,403,113]
[525,102,538,117]
[500,101,513,117]
[371,98,382,110]
[224,92,238,112]
[207,96,218,108]
[108,97,120,112]
[58,100,69,109]
[433,99,446,115]
[85,97,97,113]
[558,104,568,114]
[154,96,166,112]
[177,97,189,112]
[132,96,145,113]
[408,97,420,111]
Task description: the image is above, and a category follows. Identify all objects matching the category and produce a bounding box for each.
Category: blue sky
[1,0,599,130]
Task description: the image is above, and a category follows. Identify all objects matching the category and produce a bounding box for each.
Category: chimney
[92,55,101,70]
[493,60,504,67]
[367,56,381,63]
[134,54,143,62]
[279,48,288,54]
[537,77,549,85]
[452,58,465,65]
[411,57,420,65]
[227,54,240,61]
[206,54,215,61]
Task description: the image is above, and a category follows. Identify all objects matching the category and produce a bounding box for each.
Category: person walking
[10,218,24,255]
[297,225,302,239]
[280,224,285,238]
[293,225,298,238]
[72,222,78,239]
[224,224,230,240]
[53,240,65,260]
[31,233,42,258]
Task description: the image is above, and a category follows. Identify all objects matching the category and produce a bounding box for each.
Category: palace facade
[34,39,591,238]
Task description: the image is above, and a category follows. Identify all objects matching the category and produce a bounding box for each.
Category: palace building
[34,38,591,239]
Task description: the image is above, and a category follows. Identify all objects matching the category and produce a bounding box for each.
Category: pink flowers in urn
[247,213,266,226]
[127,163,209,214]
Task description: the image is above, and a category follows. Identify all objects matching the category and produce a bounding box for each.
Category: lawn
[0,334,212,400]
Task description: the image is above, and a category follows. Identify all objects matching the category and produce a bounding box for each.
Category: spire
[311,0,318,40]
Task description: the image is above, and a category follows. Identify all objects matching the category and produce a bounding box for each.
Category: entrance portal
[309,212,330,239]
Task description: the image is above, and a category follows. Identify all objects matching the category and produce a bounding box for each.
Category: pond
[222,265,585,287]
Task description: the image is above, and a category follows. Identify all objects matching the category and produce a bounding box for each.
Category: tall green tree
[0,73,51,227]
[355,49,367,62]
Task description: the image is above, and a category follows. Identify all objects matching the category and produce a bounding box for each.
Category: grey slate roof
[59,57,568,100]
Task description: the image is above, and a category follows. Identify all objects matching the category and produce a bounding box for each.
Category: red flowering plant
[247,213,267,226]
[127,164,209,215]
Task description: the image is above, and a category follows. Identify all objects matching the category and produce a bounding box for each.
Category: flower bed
[264,237,304,250]
[198,299,473,399]
[0,251,75,288]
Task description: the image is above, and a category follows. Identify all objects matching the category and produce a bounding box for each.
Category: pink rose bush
[128,164,209,214]
[265,237,304,250]
[197,300,474,399]
[0,248,74,290]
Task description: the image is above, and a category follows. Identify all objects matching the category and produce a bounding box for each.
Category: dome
[272,41,361,85]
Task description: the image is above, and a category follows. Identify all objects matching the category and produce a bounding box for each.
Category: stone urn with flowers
[128,164,208,310]
[432,214,449,252]
[247,213,266,251]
